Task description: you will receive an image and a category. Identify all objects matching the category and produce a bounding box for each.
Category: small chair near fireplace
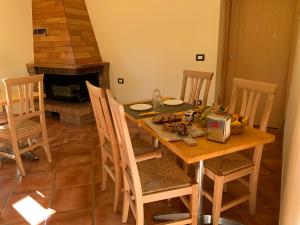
[0,74,52,176]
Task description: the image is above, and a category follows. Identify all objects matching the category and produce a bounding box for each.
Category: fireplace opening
[44,73,99,102]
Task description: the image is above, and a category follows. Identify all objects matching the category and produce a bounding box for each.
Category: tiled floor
[0,116,282,225]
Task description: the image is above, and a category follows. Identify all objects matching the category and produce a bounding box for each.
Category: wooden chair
[0,90,8,125]
[181,70,214,173]
[106,89,199,225]
[86,81,161,213]
[0,74,52,176]
[180,70,214,106]
[203,78,278,225]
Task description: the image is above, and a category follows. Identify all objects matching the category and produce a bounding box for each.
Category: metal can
[206,114,231,143]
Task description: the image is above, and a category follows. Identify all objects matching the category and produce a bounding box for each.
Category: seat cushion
[138,158,192,195]
[0,120,41,136]
[131,134,156,156]
[103,134,157,157]
[204,152,254,176]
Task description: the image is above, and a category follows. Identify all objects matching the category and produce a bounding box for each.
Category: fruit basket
[230,114,249,134]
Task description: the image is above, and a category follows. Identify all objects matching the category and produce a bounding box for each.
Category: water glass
[152,89,164,112]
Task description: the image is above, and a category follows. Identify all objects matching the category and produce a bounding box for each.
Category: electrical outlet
[118,78,124,84]
[196,54,205,61]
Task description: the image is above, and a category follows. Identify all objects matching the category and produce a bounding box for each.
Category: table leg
[195,160,204,219]
[152,137,161,149]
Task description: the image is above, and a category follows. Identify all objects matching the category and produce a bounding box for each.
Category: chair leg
[136,202,144,225]
[113,169,122,213]
[249,172,259,215]
[190,184,199,225]
[101,155,108,191]
[11,141,26,176]
[41,131,52,164]
[122,182,130,223]
[212,176,224,225]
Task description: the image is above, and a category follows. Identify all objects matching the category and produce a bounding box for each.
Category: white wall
[280,19,300,225]
[85,0,221,103]
[0,1,220,103]
[0,0,33,83]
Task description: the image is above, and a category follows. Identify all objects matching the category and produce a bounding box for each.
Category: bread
[152,113,181,124]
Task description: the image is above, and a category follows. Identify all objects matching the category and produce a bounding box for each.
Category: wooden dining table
[124,100,275,225]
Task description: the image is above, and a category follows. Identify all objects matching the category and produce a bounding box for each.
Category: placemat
[124,101,197,120]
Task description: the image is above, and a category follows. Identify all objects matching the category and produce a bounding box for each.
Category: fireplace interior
[44,74,99,103]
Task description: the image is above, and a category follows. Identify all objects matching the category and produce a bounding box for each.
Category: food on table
[198,107,211,128]
[196,103,229,128]
[231,113,240,122]
[210,103,229,115]
[230,113,249,134]
[152,113,181,124]
[162,121,190,136]
[184,110,196,122]
[197,105,207,114]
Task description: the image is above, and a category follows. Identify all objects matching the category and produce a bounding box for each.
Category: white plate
[129,103,152,111]
[163,99,184,106]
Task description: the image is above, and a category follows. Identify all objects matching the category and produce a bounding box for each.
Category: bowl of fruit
[230,114,249,134]
[195,104,229,128]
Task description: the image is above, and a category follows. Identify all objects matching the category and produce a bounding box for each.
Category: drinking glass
[152,89,164,112]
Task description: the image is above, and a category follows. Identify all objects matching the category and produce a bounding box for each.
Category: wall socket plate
[118,78,124,84]
[196,54,205,61]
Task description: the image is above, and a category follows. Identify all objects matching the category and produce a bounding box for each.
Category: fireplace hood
[32,0,105,72]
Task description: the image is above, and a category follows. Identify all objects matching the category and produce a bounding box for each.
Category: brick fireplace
[29,0,110,125]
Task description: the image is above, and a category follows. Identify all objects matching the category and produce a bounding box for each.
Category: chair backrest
[2,74,45,125]
[180,70,214,106]
[106,90,144,216]
[86,81,120,169]
[228,78,278,131]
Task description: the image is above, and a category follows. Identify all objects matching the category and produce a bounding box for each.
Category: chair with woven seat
[0,75,52,176]
[0,89,9,125]
[181,70,214,173]
[180,70,214,106]
[86,81,161,213]
[106,89,199,225]
[203,78,278,225]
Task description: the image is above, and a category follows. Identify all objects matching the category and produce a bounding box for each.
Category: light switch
[196,54,205,61]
